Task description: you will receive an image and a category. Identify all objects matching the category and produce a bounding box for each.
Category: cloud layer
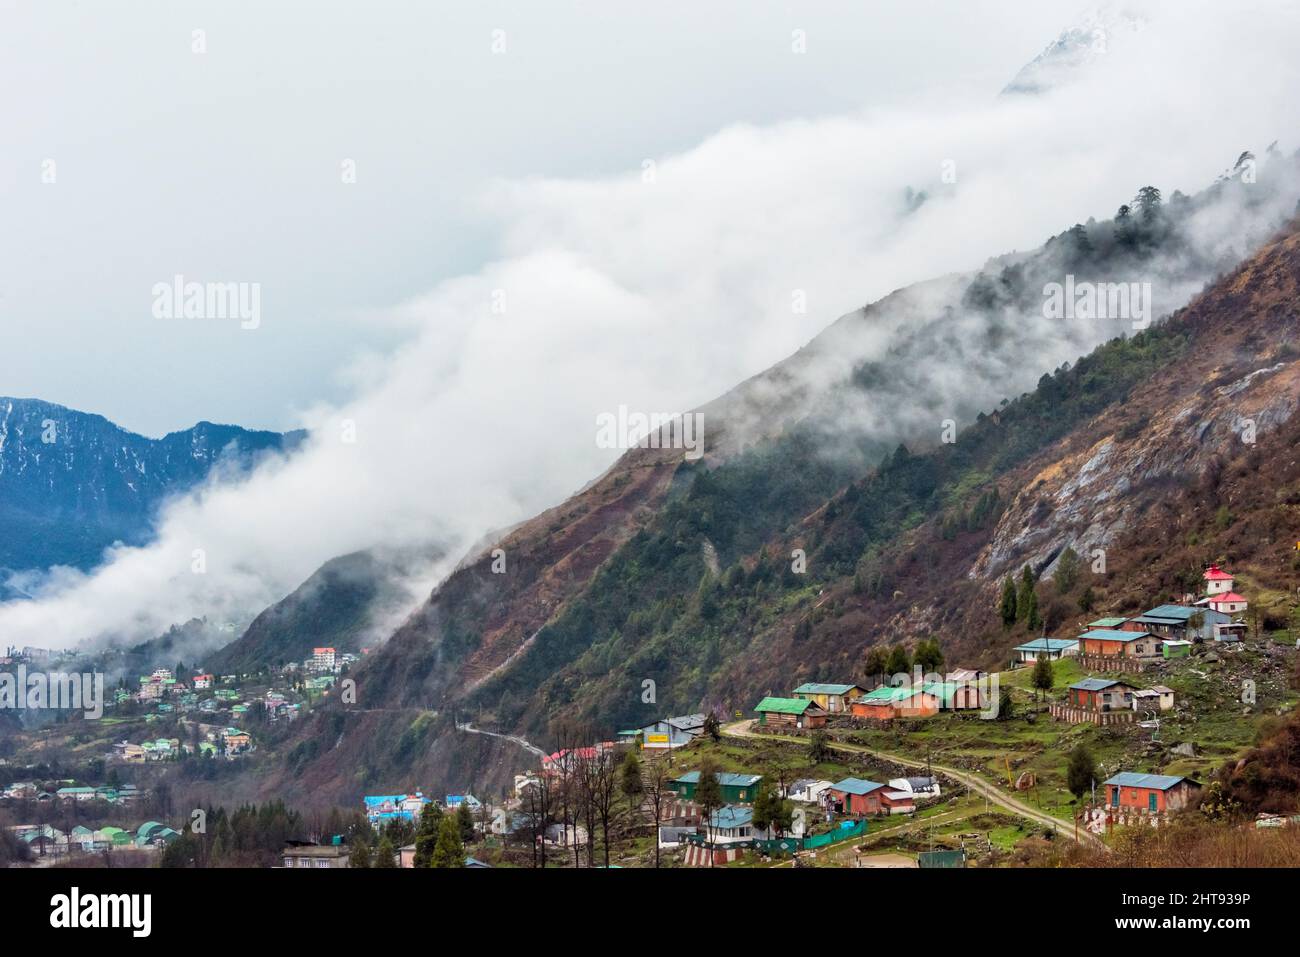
[5,0,1300,651]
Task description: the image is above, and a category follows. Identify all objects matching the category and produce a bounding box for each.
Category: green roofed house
[135,821,166,847]
[97,826,131,846]
[1088,617,1129,629]
[55,786,97,803]
[791,682,866,713]
[754,696,827,730]
[671,771,763,804]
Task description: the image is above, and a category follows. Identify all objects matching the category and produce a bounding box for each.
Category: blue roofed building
[1013,637,1079,664]
[1104,772,1202,815]
[363,792,431,828]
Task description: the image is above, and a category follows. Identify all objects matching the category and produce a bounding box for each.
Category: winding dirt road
[724,719,1105,849]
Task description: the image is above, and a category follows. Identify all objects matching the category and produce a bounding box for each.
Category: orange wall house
[1079,628,1158,658]
[1104,773,1202,814]
[1068,678,1137,711]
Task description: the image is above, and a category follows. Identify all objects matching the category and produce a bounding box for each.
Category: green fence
[687,820,867,854]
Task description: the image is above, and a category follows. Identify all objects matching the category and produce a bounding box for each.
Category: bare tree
[587,749,619,868]
[642,754,673,868]
[523,774,550,868]
[548,719,593,868]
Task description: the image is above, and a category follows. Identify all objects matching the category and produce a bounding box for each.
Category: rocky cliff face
[973,227,1300,584]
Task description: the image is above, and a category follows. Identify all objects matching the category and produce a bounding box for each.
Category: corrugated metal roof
[1087,617,1128,628]
[1070,677,1123,692]
[1104,772,1191,790]
[862,685,916,702]
[755,696,814,714]
[830,777,884,796]
[674,771,762,787]
[1143,604,1199,620]
[792,682,860,695]
[1079,628,1148,642]
[711,805,754,829]
[1014,638,1079,651]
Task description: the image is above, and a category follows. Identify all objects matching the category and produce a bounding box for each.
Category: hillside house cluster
[755,670,988,729]
[3,781,143,807]
[364,792,432,828]
[280,646,363,678]
[1026,564,1249,675]
[6,819,181,859]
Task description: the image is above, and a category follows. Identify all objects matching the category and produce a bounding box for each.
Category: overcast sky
[2,0,1083,437]
[7,0,1300,650]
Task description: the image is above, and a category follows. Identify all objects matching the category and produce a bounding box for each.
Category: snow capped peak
[1002,2,1150,96]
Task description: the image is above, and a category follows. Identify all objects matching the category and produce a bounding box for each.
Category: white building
[1203,564,1234,596]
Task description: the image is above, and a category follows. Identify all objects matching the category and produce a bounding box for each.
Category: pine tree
[693,757,724,846]
[999,575,1018,627]
[914,638,944,672]
[350,840,372,868]
[620,749,643,805]
[1016,566,1035,622]
[1024,589,1041,632]
[456,801,475,844]
[1078,585,1096,613]
[1032,655,1054,701]
[1054,546,1080,593]
[1066,745,1097,799]
[374,835,397,868]
[863,646,889,685]
[431,814,465,868]
[885,644,911,676]
[413,803,442,867]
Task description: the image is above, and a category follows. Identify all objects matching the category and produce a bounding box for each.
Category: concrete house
[671,771,762,805]
[1104,773,1202,815]
[1068,678,1138,711]
[1202,563,1234,596]
[828,777,915,816]
[638,713,707,749]
[1128,604,1231,642]
[1013,638,1079,664]
[1080,628,1163,659]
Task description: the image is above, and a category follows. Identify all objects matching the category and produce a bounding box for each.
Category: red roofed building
[1203,564,1234,596]
[541,743,616,777]
[1208,591,1248,614]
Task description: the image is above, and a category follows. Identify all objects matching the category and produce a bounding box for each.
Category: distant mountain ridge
[0,397,304,574]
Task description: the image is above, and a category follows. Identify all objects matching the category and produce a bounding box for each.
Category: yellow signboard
[646,733,670,744]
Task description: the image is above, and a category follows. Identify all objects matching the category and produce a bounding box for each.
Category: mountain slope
[252,162,1300,805]
[205,548,437,675]
[0,397,304,573]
